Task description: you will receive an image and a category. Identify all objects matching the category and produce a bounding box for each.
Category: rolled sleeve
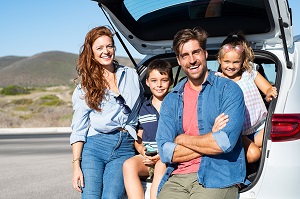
[212,130,230,152]
[70,85,91,145]
[161,142,177,163]
[70,119,89,144]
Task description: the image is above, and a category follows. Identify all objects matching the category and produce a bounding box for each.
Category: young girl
[123,59,173,199]
[217,32,278,163]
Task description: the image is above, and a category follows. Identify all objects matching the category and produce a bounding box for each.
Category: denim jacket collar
[172,70,215,94]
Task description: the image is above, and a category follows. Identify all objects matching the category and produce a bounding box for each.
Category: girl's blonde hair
[218,32,254,73]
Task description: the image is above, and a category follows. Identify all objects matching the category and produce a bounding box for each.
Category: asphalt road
[0,130,80,199]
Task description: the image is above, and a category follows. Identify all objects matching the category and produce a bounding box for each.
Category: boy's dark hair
[145,59,174,83]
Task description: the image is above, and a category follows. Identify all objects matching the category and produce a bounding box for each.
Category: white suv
[93,0,300,198]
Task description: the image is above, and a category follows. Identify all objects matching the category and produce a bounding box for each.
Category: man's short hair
[173,27,208,57]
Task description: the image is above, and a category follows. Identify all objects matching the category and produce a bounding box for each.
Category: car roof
[93,0,293,55]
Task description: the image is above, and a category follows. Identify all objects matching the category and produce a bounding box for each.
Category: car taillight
[271,114,300,142]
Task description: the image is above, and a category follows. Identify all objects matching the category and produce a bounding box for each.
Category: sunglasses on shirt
[222,44,244,53]
[115,95,132,115]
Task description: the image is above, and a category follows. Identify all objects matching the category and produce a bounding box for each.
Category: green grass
[38,94,65,106]
[19,114,32,120]
[1,85,30,95]
[12,98,33,105]
[60,114,73,121]
[13,106,29,111]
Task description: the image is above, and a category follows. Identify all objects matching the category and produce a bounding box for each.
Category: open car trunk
[91,0,298,198]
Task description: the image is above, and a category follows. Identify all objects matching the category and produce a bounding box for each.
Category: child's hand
[137,145,147,156]
[143,154,160,166]
[265,86,278,102]
[141,146,148,156]
[212,113,229,133]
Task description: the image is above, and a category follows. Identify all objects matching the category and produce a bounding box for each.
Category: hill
[0,56,27,70]
[0,51,140,87]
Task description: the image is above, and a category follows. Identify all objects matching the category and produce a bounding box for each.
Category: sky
[0,0,299,59]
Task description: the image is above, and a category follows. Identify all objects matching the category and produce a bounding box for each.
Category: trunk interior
[136,49,280,191]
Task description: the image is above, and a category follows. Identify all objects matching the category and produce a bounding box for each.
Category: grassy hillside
[0,51,141,127]
[0,56,27,70]
[0,51,140,87]
[0,51,78,87]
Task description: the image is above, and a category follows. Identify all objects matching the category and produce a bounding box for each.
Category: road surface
[0,129,80,199]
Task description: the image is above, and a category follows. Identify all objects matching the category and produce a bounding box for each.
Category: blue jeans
[81,130,135,199]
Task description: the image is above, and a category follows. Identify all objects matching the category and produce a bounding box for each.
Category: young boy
[123,59,174,199]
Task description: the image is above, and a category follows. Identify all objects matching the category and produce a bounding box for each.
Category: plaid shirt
[236,70,267,135]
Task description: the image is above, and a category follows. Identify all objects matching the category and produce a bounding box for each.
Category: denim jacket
[156,70,247,190]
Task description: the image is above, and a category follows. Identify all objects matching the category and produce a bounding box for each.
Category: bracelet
[72,157,82,163]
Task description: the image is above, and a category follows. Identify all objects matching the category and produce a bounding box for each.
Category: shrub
[38,94,65,106]
[0,85,30,95]
[12,98,33,105]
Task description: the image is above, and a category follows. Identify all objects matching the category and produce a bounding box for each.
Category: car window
[140,55,276,102]
[122,0,271,40]
[257,63,276,85]
[171,60,219,88]
[124,0,266,21]
[172,60,276,85]
[124,0,192,21]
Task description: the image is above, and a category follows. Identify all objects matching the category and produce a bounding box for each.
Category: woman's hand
[72,165,84,193]
[71,142,84,192]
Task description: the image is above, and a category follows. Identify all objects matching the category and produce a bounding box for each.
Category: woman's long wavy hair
[75,26,116,112]
[218,31,254,73]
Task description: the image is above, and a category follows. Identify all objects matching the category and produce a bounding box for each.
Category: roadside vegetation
[0,85,31,95]
[0,85,74,128]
